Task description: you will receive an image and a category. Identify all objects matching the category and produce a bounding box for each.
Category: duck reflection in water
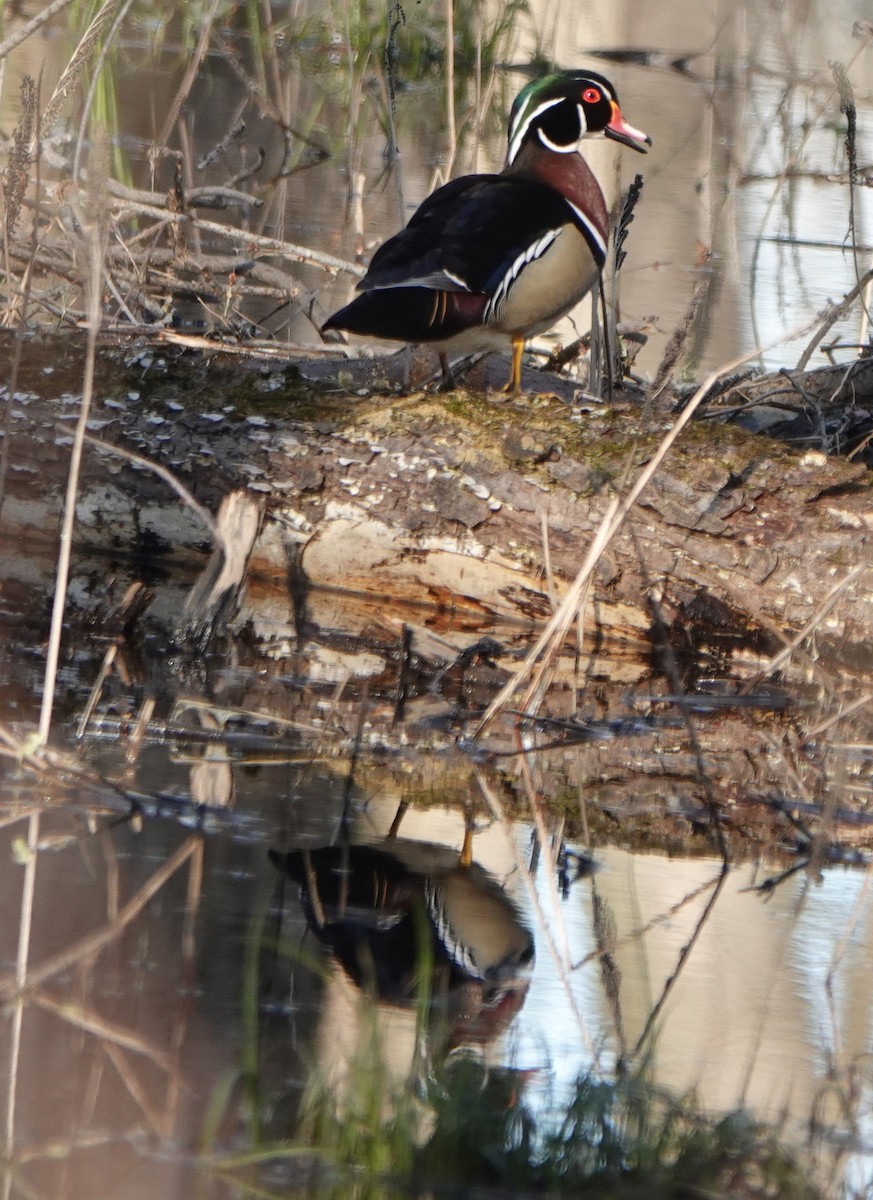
[269,829,534,1042]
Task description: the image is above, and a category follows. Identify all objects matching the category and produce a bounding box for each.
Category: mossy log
[2,336,871,676]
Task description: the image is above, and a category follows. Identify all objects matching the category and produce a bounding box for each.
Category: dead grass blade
[76,643,119,740]
[804,692,873,741]
[3,810,40,1157]
[102,1041,165,1136]
[646,280,707,411]
[796,266,873,370]
[631,861,728,1059]
[571,872,725,973]
[1,76,40,529]
[159,0,223,149]
[38,207,105,743]
[739,565,864,694]
[158,0,222,149]
[81,431,217,537]
[41,0,126,133]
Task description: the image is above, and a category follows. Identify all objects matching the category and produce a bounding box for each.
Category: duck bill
[604,101,651,152]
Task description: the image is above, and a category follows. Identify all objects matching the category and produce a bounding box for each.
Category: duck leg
[438,351,457,390]
[387,798,409,839]
[503,335,525,394]
[459,822,474,869]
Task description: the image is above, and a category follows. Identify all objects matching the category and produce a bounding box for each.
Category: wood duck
[323,70,650,392]
[269,840,534,1004]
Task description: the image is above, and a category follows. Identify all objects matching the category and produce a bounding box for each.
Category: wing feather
[358,176,580,298]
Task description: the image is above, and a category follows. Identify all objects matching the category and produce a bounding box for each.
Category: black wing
[359,175,577,297]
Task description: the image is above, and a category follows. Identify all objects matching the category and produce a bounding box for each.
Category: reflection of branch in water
[5,808,39,1161]
[824,867,873,1110]
[0,835,201,1005]
[339,689,369,841]
[0,720,263,838]
[572,872,724,972]
[739,788,871,894]
[746,27,873,364]
[482,711,672,758]
[630,521,730,866]
[31,990,173,1072]
[102,1039,165,1138]
[742,859,810,896]
[592,887,626,1059]
[632,864,728,1059]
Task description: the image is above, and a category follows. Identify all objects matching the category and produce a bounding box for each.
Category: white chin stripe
[537,128,580,154]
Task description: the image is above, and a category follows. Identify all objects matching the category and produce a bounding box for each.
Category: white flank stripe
[424,880,480,977]
[485,228,561,323]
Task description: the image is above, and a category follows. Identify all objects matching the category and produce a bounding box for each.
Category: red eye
[582,87,601,104]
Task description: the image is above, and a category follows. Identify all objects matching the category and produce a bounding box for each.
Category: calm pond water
[0,540,872,1199]
[1,1,873,1198]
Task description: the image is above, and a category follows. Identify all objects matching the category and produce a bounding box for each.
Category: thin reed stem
[158,0,222,149]
[3,811,40,1159]
[72,0,137,183]
[38,222,104,744]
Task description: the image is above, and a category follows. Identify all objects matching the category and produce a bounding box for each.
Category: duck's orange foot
[502,335,525,394]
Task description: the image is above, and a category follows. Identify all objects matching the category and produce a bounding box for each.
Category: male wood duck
[269,839,534,1003]
[323,69,650,392]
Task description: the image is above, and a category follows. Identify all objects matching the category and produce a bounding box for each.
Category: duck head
[506,69,651,167]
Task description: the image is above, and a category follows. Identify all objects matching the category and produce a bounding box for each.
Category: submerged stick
[0,836,201,1006]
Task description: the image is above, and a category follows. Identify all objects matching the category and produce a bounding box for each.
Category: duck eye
[582,87,601,104]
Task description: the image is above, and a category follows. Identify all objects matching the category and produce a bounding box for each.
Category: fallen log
[1,335,870,678]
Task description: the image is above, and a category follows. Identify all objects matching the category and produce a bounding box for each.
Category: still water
[2,734,873,1198]
[0,539,871,1197]
[1,1,873,1197]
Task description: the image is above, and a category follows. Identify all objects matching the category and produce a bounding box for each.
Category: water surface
[1,2,873,1197]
